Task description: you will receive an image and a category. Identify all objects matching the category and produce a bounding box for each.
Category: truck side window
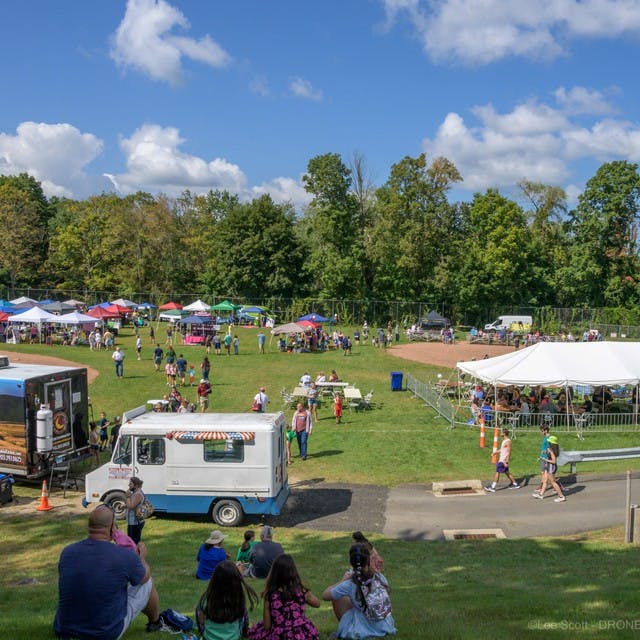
[113,436,132,465]
[136,438,165,465]
[203,439,244,462]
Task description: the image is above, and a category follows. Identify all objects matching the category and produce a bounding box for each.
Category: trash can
[390,371,403,391]
[0,473,14,505]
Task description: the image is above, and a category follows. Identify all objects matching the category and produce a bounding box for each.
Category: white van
[83,407,289,526]
[484,315,533,333]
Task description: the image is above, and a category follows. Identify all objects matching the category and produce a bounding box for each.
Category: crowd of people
[54,518,396,640]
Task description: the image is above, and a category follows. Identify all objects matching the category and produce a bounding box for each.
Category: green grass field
[2,326,640,639]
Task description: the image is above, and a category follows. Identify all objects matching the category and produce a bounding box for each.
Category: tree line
[1,154,640,325]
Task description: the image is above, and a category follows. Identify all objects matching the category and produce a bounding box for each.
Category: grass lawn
[2,325,640,639]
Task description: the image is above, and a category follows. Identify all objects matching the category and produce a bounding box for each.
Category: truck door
[132,435,166,502]
[44,378,74,454]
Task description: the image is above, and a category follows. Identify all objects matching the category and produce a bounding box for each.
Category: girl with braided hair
[322,543,396,638]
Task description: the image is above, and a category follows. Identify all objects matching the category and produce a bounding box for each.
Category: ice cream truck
[0,356,89,478]
[83,406,289,526]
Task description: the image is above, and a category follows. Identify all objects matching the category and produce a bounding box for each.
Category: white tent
[111,298,138,308]
[7,306,61,323]
[183,299,211,312]
[9,296,37,306]
[58,310,99,325]
[270,322,308,335]
[457,341,640,387]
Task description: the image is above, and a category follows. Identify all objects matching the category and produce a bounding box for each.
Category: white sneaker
[554,496,566,503]
[532,492,543,499]
[508,483,520,489]
[485,486,496,493]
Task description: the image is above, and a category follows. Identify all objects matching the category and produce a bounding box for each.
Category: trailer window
[203,439,244,462]
[136,438,165,465]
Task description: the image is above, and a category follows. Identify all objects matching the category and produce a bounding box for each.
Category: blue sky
[2,0,640,209]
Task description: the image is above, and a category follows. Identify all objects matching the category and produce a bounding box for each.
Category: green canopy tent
[211,300,240,312]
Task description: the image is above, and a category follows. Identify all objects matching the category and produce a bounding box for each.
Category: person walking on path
[534,425,551,494]
[292,403,313,461]
[533,435,567,502]
[112,346,125,378]
[485,428,520,492]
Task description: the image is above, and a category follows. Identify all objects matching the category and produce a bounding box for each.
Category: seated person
[592,386,613,410]
[539,395,557,414]
[248,525,284,579]
[54,504,161,638]
[575,395,593,414]
[322,543,396,639]
[196,530,229,581]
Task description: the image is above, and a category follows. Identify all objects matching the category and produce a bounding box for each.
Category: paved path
[280,473,639,539]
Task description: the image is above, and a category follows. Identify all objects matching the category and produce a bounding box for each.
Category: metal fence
[407,374,640,439]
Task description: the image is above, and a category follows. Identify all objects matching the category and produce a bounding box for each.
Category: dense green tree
[0,184,42,289]
[206,194,305,298]
[451,189,536,317]
[369,154,462,300]
[301,153,362,297]
[560,161,640,307]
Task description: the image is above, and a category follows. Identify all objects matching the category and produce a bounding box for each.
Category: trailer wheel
[212,500,243,527]
[104,491,127,520]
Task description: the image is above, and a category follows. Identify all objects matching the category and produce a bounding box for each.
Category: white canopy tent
[7,306,61,324]
[58,310,99,325]
[457,342,640,387]
[270,322,308,335]
[111,298,137,308]
[183,299,211,312]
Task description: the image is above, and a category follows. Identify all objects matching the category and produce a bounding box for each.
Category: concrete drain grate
[444,529,506,540]
[432,479,486,497]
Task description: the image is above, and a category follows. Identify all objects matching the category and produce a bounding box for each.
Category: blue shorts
[496,462,509,474]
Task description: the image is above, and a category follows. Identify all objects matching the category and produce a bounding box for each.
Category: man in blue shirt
[54,505,161,639]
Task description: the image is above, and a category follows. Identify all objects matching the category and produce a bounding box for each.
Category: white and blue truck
[83,406,289,526]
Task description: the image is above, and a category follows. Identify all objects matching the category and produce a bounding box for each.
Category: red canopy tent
[159,301,183,310]
[87,307,119,319]
[104,303,130,315]
[297,320,320,328]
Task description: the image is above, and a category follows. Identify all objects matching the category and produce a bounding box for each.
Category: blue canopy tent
[177,315,214,325]
[297,313,329,323]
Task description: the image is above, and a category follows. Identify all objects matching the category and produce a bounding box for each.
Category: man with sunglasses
[54,504,162,638]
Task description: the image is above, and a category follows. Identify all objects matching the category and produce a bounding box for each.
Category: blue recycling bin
[390,371,403,391]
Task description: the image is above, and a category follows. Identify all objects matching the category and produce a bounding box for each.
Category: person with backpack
[322,543,396,638]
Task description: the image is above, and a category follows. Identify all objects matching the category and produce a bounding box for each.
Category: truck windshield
[113,436,132,465]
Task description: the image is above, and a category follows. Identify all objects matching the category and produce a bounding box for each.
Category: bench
[557,447,640,474]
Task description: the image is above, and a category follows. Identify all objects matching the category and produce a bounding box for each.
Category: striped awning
[168,431,255,441]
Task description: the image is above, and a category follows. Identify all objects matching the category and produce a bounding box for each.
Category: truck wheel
[104,491,127,520]
[212,500,243,527]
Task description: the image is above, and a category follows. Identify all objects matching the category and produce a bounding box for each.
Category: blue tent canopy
[177,315,214,325]
[297,313,329,323]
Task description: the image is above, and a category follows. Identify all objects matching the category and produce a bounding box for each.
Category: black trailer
[0,356,89,478]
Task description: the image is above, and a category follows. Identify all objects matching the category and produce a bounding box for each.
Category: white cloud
[0,122,104,198]
[553,86,616,116]
[110,0,231,85]
[250,176,311,210]
[382,0,640,65]
[249,75,271,97]
[421,87,640,193]
[107,124,248,195]
[289,77,324,101]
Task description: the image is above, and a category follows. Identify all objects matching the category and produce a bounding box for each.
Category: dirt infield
[0,350,100,383]
[389,340,512,369]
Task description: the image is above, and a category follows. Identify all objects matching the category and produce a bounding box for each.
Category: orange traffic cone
[491,427,500,463]
[36,480,54,511]
[479,418,486,448]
